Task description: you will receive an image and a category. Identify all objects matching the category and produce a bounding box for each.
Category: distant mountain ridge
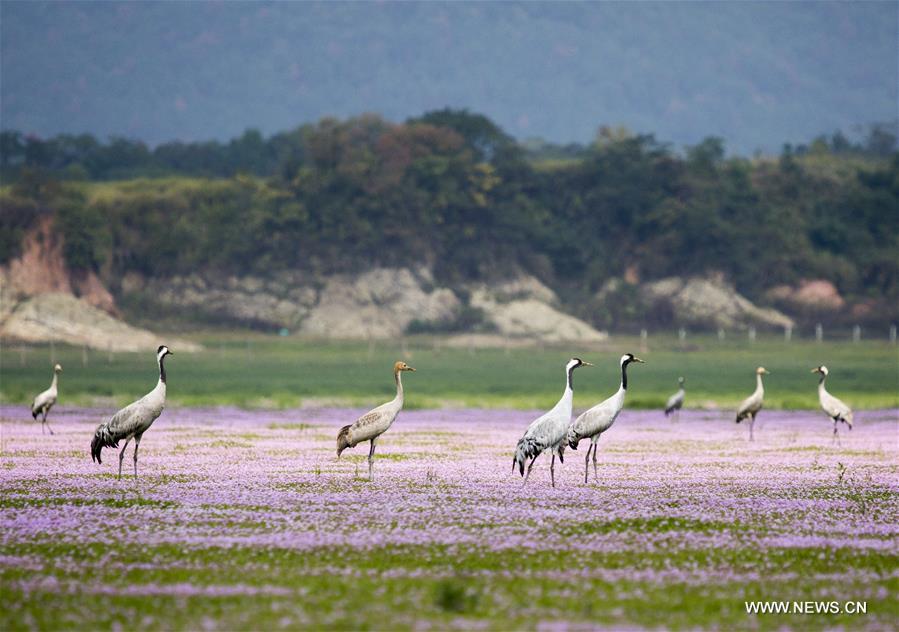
[1,2,896,154]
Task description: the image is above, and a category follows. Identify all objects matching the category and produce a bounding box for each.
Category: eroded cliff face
[595,274,795,330]
[1,292,175,352]
[1,216,117,317]
[1,219,198,351]
[467,277,607,342]
[127,267,608,342]
[2,218,605,344]
[765,280,846,312]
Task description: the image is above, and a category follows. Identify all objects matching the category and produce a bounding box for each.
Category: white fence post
[748,326,756,343]
[784,325,792,342]
[815,323,823,343]
[852,325,861,343]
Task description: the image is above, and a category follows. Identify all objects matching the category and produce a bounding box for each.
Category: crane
[567,353,645,484]
[91,346,172,478]
[664,376,685,422]
[812,366,853,444]
[31,363,62,435]
[337,361,416,480]
[513,358,592,487]
[736,367,768,441]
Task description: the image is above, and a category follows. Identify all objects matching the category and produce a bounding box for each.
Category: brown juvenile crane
[337,361,416,480]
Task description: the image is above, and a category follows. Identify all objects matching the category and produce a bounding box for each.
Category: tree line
[1,110,897,328]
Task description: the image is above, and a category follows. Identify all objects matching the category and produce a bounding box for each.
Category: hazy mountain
[2,1,896,154]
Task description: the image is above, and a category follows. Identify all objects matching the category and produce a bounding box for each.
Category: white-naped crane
[337,361,415,481]
[31,363,62,435]
[567,353,645,484]
[812,366,853,444]
[91,346,172,478]
[735,366,768,441]
[513,358,592,487]
[664,376,685,422]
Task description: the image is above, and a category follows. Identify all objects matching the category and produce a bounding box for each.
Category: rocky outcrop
[302,268,460,338]
[468,277,607,342]
[128,271,320,330]
[2,216,117,315]
[132,268,606,342]
[2,292,199,352]
[596,275,794,330]
[1,219,199,352]
[766,280,846,312]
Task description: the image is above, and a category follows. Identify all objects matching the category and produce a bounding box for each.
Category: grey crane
[567,353,645,484]
[812,366,853,444]
[31,363,62,435]
[513,358,592,487]
[91,346,172,478]
[337,361,415,480]
[735,367,768,441]
[664,376,685,422]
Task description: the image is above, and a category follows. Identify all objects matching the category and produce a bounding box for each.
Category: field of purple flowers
[1,404,896,630]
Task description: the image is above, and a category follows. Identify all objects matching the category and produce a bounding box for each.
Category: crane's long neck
[566,364,578,392]
[554,366,575,412]
[755,373,764,395]
[394,369,404,405]
[50,373,59,390]
[620,361,631,391]
[158,355,167,385]
[817,373,827,393]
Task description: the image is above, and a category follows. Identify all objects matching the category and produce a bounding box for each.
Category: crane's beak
[633,357,646,363]
[406,366,416,372]
[810,368,819,373]
[581,361,594,367]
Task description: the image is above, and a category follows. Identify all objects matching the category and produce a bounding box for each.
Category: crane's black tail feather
[90,423,119,464]
[512,437,540,477]
[567,427,581,451]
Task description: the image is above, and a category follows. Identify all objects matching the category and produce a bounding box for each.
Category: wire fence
[1,322,896,371]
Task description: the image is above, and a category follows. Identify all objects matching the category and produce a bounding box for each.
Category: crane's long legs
[522,453,540,486]
[550,454,556,488]
[749,416,755,441]
[584,446,591,484]
[117,437,133,479]
[42,410,55,436]
[368,439,377,481]
[832,421,840,446]
[133,434,142,479]
[592,443,599,482]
